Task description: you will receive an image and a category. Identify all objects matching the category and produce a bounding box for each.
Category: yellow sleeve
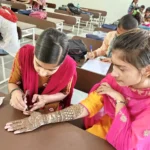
[9,52,22,84]
[80,92,104,118]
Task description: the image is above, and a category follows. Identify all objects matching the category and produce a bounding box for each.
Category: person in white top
[0,6,19,57]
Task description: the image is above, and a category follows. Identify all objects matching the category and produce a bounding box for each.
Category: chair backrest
[0,3,11,9]
[0,1,26,9]
[47,12,76,25]
[80,14,90,21]
[94,27,113,33]
[46,2,56,9]
[81,7,107,17]
[75,67,105,93]
[16,13,56,29]
[12,2,26,9]
[88,11,99,18]
[55,9,69,15]
[99,11,107,17]
[55,9,90,22]
[89,9,107,17]
[72,36,103,52]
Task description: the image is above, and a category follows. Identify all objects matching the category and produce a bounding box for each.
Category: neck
[131,77,150,89]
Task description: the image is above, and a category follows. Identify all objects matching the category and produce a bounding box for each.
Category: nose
[39,68,47,76]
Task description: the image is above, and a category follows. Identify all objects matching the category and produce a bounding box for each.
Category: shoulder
[63,55,77,71]
[106,31,117,38]
[66,55,76,65]
[105,31,117,42]
[101,74,119,89]
[19,44,34,59]
[19,44,34,53]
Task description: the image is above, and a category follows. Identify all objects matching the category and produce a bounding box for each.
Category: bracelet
[10,88,23,98]
[116,100,126,105]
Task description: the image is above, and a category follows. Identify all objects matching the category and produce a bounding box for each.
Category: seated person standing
[6,29,150,150]
[8,28,77,114]
[87,14,139,62]
[128,0,139,14]
[0,6,19,56]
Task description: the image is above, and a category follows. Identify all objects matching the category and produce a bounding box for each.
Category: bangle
[116,100,126,105]
[10,88,23,98]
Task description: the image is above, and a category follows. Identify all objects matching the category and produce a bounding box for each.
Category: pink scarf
[19,44,77,108]
[85,74,150,150]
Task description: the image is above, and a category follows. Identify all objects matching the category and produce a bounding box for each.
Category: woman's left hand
[96,83,125,102]
[30,94,47,112]
[5,112,45,134]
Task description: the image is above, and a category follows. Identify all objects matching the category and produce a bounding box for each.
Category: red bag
[29,11,47,19]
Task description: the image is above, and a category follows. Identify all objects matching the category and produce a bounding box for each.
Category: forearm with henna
[43,104,86,124]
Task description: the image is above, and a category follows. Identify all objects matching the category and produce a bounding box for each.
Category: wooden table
[0,94,115,150]
[47,17,64,32]
[0,1,26,9]
[17,21,36,46]
[52,12,81,35]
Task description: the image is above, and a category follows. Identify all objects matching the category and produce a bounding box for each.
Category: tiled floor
[0,25,90,103]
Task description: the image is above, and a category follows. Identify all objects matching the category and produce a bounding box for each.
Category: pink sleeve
[106,107,150,150]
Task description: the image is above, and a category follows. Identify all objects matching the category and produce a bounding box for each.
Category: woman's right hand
[10,90,27,111]
[87,52,95,59]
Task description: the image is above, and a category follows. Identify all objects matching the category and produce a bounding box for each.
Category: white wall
[48,0,150,23]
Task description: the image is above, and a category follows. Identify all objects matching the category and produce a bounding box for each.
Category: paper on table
[81,59,111,76]
[0,97,5,106]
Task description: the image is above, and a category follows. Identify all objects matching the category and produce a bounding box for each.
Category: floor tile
[0,55,14,65]
[0,86,8,94]
[0,81,8,89]
[0,67,11,83]
[1,61,13,70]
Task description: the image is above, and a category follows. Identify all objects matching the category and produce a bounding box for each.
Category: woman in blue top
[128,0,139,14]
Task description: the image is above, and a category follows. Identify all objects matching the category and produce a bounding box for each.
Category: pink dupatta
[85,74,150,150]
[19,44,77,108]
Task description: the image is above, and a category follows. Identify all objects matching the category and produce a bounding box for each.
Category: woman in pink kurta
[5,29,150,150]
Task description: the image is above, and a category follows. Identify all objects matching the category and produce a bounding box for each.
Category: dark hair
[35,28,68,65]
[118,14,139,30]
[145,7,150,12]
[140,5,145,9]
[133,11,142,25]
[132,0,138,4]
[67,3,75,7]
[112,29,150,68]
[144,7,150,18]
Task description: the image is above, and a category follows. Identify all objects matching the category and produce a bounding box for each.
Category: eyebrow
[113,64,125,68]
[111,60,126,68]
[35,60,57,71]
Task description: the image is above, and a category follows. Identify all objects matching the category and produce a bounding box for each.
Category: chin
[116,80,126,86]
